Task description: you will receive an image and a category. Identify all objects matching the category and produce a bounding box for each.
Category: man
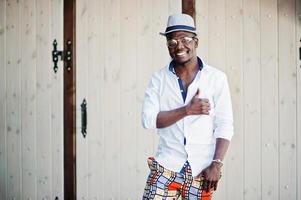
[142,13,234,199]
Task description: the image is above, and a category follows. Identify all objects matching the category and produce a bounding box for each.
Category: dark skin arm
[197,138,230,192]
[156,89,210,128]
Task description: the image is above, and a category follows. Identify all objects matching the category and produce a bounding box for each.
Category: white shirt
[142,57,234,177]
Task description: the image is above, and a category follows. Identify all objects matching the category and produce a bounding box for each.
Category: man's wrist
[212,159,223,168]
[183,105,189,116]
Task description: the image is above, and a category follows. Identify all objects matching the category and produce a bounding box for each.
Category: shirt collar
[168,57,204,74]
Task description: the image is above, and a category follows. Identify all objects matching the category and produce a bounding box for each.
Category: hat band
[165,25,196,33]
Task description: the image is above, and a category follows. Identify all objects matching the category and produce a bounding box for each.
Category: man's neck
[174,57,199,77]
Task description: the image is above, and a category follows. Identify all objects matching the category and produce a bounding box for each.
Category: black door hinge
[52,39,72,73]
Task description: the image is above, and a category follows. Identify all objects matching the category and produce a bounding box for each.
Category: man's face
[166,31,198,65]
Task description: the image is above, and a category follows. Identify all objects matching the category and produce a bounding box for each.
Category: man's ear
[194,37,199,48]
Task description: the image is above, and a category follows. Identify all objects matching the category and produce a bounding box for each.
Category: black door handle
[81,99,87,138]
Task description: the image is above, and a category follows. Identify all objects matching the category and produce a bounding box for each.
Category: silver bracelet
[212,159,224,166]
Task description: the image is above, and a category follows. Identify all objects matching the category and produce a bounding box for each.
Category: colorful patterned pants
[142,157,212,200]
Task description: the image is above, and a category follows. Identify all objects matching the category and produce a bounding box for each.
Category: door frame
[182,0,195,20]
[63,0,76,199]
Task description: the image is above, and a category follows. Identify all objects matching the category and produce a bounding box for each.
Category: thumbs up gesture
[186,88,211,115]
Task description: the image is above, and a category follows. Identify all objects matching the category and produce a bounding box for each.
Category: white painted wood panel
[169,0,181,15]
[297,1,301,199]
[0,0,64,199]
[50,0,64,199]
[196,0,209,61]
[87,0,104,199]
[76,0,89,198]
[243,0,261,199]
[6,0,22,199]
[36,0,53,198]
[0,0,7,199]
[223,0,244,199]
[260,0,279,199]
[103,0,121,198]
[278,0,297,199]
[21,0,37,199]
[120,0,138,198]
[208,0,226,72]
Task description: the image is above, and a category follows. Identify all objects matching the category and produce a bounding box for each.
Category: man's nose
[176,40,185,49]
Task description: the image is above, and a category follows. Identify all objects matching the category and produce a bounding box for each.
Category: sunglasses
[166,36,196,48]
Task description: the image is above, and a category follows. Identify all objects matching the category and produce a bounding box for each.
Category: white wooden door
[76,0,181,199]
[0,0,64,199]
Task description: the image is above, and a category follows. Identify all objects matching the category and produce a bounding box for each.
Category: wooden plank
[222,0,244,199]
[208,0,226,71]
[86,0,104,199]
[169,0,182,16]
[0,0,7,199]
[243,0,261,199]
[203,0,227,198]
[51,0,64,199]
[63,0,77,198]
[76,0,89,198]
[297,0,301,199]
[136,0,156,196]
[103,0,121,198]
[36,0,53,198]
[260,0,279,199]
[182,0,195,20]
[21,0,37,199]
[6,0,22,199]
[152,0,170,73]
[278,0,297,199]
[120,0,137,198]
[195,0,209,61]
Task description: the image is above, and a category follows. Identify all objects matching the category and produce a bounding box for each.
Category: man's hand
[186,89,211,115]
[156,89,211,128]
[197,161,222,192]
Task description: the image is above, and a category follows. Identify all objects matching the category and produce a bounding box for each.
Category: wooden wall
[1,0,300,199]
[0,0,64,199]
[196,0,301,200]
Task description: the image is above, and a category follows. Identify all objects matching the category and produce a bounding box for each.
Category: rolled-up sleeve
[213,73,234,141]
[142,72,161,129]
